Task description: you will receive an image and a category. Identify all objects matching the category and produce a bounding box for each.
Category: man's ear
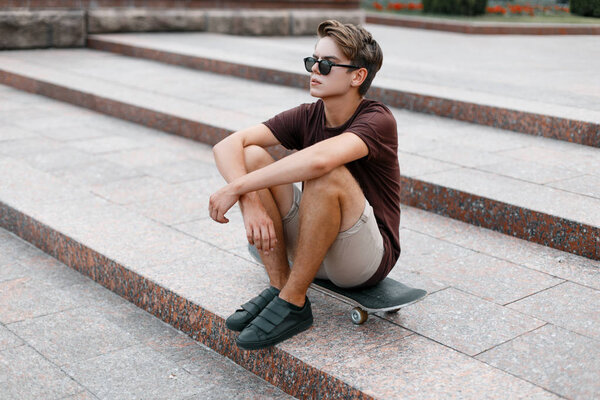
[351,67,368,89]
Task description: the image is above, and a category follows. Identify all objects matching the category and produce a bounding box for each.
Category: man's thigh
[322,199,384,288]
[282,187,383,288]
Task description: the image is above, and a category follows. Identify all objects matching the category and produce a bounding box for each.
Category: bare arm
[227,131,368,197]
[210,125,368,222]
[213,124,280,184]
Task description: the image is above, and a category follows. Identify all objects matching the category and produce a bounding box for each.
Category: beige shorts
[282,184,384,288]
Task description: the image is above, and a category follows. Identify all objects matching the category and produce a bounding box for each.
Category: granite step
[2,86,598,399]
[0,227,294,400]
[1,48,598,260]
[84,29,600,147]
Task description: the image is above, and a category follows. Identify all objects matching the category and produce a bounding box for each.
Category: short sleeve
[262,105,305,151]
[346,106,397,161]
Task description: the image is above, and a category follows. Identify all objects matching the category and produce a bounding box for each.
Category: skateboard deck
[247,244,427,324]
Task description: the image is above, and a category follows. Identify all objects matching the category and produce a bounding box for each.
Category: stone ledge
[89,8,365,35]
[366,11,600,35]
[0,10,85,49]
[88,9,208,33]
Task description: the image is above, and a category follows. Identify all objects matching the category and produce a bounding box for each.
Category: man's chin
[309,88,324,99]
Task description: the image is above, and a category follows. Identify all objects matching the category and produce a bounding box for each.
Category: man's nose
[311,60,320,74]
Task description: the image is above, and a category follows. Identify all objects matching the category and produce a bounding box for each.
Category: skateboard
[247,244,427,325]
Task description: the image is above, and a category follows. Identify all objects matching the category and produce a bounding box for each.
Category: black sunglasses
[303,56,360,75]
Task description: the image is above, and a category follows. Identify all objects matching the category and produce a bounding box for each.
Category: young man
[209,20,400,350]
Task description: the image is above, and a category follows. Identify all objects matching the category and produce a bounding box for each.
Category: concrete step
[2,86,598,399]
[84,29,600,147]
[0,227,294,400]
[1,49,598,260]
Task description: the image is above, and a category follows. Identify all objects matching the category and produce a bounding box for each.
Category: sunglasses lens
[319,61,331,75]
[304,57,316,73]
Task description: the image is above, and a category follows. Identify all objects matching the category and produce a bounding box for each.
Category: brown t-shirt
[263,98,400,287]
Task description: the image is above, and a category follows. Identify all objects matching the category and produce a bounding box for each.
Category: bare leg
[279,165,365,307]
[242,146,294,290]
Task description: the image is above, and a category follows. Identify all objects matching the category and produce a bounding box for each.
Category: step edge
[85,35,600,148]
[0,199,374,400]
[0,69,597,261]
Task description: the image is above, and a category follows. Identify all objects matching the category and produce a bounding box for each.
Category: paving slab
[0,277,80,324]
[9,306,139,366]
[0,324,24,351]
[443,225,600,290]
[322,334,561,400]
[477,324,600,400]
[507,281,600,340]
[0,345,84,400]
[401,250,564,305]
[0,88,597,398]
[382,287,546,356]
[547,174,600,199]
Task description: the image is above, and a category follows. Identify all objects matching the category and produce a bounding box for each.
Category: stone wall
[0,10,85,49]
[87,9,363,35]
[0,1,363,49]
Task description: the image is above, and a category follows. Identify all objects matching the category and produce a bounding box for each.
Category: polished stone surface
[1,47,598,259]
[477,324,600,400]
[0,228,293,400]
[507,281,600,340]
[0,76,598,398]
[385,287,545,356]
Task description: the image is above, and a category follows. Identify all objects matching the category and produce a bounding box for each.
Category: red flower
[509,5,523,14]
[395,3,406,10]
[373,1,383,10]
[486,5,506,15]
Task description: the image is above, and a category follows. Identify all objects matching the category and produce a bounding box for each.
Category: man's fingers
[253,227,262,250]
[267,222,277,250]
[214,208,229,224]
[260,226,270,255]
[246,225,254,246]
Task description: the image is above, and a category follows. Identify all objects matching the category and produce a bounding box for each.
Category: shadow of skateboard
[247,244,427,324]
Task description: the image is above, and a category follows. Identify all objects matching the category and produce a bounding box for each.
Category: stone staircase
[0,25,598,399]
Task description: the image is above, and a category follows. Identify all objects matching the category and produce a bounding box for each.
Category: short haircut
[317,20,383,96]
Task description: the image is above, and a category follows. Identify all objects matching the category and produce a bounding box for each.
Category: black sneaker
[225,286,280,332]
[236,296,313,350]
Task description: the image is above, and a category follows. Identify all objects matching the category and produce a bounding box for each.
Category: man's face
[309,36,357,99]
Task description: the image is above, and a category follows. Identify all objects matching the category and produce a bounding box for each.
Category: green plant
[570,0,600,17]
[423,0,488,15]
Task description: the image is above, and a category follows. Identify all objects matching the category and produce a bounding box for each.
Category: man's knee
[304,166,353,195]
[244,145,275,172]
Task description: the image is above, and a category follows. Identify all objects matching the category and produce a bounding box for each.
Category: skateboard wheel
[351,307,368,325]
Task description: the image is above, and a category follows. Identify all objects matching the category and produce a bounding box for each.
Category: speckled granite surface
[84,30,600,147]
[0,52,598,259]
[0,228,293,400]
[1,87,598,398]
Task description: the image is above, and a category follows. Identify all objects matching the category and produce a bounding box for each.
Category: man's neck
[322,92,364,128]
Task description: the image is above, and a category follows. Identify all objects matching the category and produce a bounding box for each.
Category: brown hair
[317,19,383,96]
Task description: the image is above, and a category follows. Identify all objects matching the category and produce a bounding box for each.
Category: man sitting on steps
[209,19,400,350]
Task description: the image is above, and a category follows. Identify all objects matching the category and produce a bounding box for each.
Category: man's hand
[240,196,277,255]
[208,184,240,224]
